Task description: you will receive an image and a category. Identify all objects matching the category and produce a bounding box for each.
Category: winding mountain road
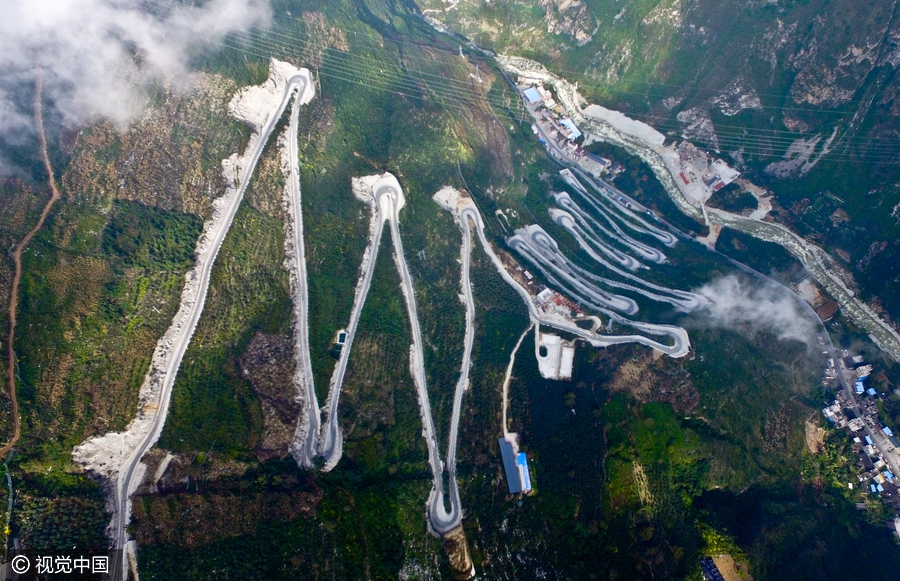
[284,79,322,469]
[375,177,461,534]
[313,178,390,469]
[574,169,678,247]
[549,208,707,312]
[458,201,690,358]
[427,209,477,535]
[508,225,640,315]
[552,195,644,270]
[91,66,315,580]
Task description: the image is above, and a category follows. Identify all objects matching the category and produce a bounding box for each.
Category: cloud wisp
[691,274,820,346]
[0,0,270,171]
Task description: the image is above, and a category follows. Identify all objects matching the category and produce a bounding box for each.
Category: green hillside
[0,0,898,579]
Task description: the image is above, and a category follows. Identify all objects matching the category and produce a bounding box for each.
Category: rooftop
[499,437,525,494]
[523,87,542,104]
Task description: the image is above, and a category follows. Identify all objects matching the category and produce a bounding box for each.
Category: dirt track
[1,67,62,458]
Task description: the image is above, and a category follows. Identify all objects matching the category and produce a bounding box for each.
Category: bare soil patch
[239,332,301,461]
[608,350,699,414]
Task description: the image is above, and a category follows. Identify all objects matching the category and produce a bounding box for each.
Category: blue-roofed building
[699,557,726,581]
[855,381,865,394]
[868,388,877,396]
[585,153,610,167]
[866,435,874,445]
[559,118,582,140]
[885,427,894,437]
[517,452,533,492]
[499,438,523,494]
[523,87,542,104]
[878,484,885,492]
[885,471,895,481]
[872,484,878,493]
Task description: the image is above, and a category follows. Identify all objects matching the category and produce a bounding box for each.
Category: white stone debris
[432,185,463,215]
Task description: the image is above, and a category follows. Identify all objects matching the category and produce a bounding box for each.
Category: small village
[518,76,744,215]
[519,77,625,180]
[820,347,900,540]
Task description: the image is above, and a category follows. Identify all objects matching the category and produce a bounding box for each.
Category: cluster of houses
[518,77,624,180]
[821,354,900,510]
[533,286,582,318]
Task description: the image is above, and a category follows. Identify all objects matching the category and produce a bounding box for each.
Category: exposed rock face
[712,77,762,116]
[756,18,797,69]
[764,129,837,178]
[792,5,900,115]
[540,0,596,46]
[788,10,890,107]
[642,0,683,29]
[677,106,720,151]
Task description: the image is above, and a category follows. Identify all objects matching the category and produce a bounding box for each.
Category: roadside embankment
[72,61,314,576]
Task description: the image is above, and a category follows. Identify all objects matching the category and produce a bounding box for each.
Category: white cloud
[0,0,270,171]
[692,274,819,345]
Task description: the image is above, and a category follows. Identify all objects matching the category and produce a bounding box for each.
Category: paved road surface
[508,227,640,315]
[428,212,477,534]
[315,180,388,470]
[549,206,707,312]
[552,192,643,270]
[458,202,690,357]
[284,81,321,469]
[371,178,456,532]
[574,169,677,247]
[111,70,313,580]
[562,174,667,264]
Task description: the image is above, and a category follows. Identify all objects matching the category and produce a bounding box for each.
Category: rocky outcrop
[539,0,597,46]
[788,7,896,107]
